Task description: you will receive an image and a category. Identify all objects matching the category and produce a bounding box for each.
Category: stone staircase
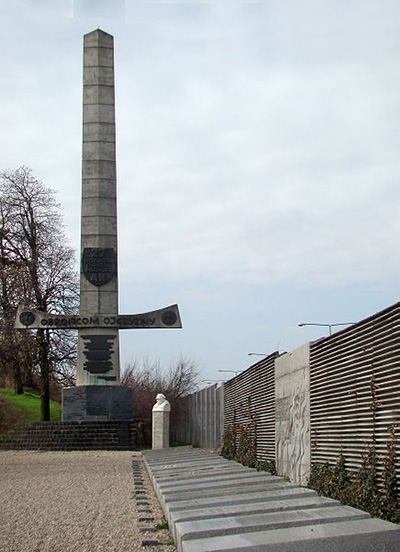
[0,420,136,451]
[143,447,400,552]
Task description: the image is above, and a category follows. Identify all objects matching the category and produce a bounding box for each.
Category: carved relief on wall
[275,344,311,486]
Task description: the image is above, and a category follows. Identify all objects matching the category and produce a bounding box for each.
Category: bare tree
[122,355,200,428]
[0,166,79,419]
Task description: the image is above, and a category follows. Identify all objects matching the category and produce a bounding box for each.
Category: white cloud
[1,1,400,374]
[113,4,400,286]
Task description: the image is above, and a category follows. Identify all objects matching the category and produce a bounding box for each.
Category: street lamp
[218,369,243,377]
[248,352,268,357]
[298,322,354,336]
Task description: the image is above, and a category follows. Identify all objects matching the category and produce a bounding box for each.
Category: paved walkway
[0,450,176,552]
[143,447,400,552]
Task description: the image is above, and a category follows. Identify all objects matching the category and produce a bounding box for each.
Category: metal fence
[310,302,400,484]
[171,383,224,449]
[223,352,277,462]
[172,302,400,488]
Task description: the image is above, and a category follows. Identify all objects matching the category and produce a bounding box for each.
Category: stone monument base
[62,385,134,421]
[152,410,170,449]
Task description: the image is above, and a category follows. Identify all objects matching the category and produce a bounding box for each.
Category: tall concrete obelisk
[18,29,182,421]
[77,29,120,387]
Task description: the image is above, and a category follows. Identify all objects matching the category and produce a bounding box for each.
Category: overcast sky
[1,0,400,383]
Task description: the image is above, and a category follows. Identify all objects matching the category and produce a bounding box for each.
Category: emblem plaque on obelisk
[15,29,182,421]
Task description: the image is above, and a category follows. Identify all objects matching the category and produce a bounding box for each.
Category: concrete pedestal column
[152,410,170,449]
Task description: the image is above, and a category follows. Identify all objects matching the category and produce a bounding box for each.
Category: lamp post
[298,322,354,336]
[218,369,243,377]
[201,379,223,386]
[248,352,268,357]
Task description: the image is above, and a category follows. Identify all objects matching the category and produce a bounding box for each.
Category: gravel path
[0,450,177,552]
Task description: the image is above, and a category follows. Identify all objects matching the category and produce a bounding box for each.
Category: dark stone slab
[62,385,133,421]
[142,539,159,546]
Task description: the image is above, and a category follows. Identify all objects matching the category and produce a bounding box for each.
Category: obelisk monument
[63,28,133,420]
[15,29,182,421]
[78,29,120,386]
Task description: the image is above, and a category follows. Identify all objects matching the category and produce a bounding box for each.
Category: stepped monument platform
[0,421,136,451]
[143,446,400,552]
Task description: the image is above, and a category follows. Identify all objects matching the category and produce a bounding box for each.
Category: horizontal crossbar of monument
[15,304,182,330]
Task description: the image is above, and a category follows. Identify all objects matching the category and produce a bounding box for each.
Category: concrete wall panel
[275,343,310,486]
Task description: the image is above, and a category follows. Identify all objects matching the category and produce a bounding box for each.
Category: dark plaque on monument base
[62,386,134,421]
[82,248,116,286]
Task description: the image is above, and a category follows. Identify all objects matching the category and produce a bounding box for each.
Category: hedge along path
[0,450,176,552]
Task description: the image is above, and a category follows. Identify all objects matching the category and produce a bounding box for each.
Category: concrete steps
[143,447,400,552]
[0,420,136,450]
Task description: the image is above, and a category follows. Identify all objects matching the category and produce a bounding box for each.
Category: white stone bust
[152,393,171,412]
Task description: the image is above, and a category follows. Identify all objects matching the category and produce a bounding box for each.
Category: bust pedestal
[152,410,170,449]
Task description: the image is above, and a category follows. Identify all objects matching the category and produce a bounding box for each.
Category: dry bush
[121,356,200,429]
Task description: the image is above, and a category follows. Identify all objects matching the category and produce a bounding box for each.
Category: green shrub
[308,435,399,524]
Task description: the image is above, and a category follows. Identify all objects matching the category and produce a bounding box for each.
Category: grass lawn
[0,388,61,423]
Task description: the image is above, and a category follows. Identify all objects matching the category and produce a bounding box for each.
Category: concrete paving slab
[146,458,236,474]
[146,452,224,462]
[146,461,231,476]
[144,449,218,464]
[174,505,369,548]
[145,450,231,461]
[153,466,251,481]
[143,447,400,552]
[155,464,252,482]
[170,495,340,523]
[161,480,296,503]
[181,518,400,552]
[165,487,319,517]
[158,471,279,491]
